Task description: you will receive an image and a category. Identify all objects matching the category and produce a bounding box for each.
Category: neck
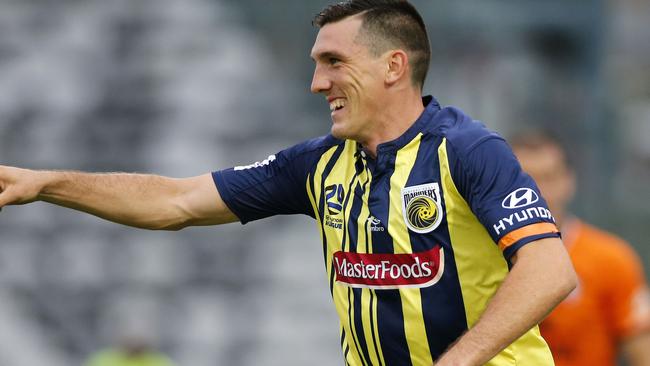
[362,92,425,158]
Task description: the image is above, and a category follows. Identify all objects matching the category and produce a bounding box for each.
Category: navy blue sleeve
[447,122,559,260]
[212,140,323,224]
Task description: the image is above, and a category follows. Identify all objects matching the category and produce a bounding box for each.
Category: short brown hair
[313,0,431,89]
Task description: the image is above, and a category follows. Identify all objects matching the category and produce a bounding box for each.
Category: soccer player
[512,132,650,366]
[0,1,576,365]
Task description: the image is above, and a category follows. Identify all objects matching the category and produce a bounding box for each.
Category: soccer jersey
[540,218,650,366]
[213,96,559,365]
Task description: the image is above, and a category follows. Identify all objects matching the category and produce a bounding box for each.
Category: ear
[385,50,409,85]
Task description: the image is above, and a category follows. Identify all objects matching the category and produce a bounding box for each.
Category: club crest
[401,183,443,234]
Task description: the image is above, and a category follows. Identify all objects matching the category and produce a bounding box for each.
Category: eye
[328,57,340,65]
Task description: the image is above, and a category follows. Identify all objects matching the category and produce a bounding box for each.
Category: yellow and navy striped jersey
[213,96,559,365]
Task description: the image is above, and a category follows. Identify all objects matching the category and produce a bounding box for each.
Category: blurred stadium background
[0,0,648,365]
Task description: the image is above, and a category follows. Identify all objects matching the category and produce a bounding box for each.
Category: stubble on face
[311,16,386,144]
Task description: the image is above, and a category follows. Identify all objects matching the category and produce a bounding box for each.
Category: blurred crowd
[0,0,648,365]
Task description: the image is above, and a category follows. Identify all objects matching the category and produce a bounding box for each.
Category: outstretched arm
[435,237,577,366]
[0,166,238,230]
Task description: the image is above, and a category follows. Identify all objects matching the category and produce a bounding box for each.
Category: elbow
[147,216,191,231]
[153,222,187,231]
[135,213,191,231]
[101,214,189,231]
[566,270,578,294]
[568,267,578,290]
[148,197,196,231]
[558,262,578,301]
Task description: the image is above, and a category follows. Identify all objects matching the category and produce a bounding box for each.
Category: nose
[310,64,331,94]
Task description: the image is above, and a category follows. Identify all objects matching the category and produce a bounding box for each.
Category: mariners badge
[401,183,443,234]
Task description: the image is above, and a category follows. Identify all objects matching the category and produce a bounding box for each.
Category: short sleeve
[447,133,559,259]
[212,141,320,224]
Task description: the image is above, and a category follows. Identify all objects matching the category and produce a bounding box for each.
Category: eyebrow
[310,50,345,62]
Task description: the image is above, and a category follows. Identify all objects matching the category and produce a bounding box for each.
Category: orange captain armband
[498,222,559,251]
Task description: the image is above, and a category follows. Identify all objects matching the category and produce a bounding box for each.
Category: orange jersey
[540,218,650,366]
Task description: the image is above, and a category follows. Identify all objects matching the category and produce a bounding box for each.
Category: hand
[0,166,44,209]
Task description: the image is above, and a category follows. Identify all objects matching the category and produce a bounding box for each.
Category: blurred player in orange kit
[512,131,650,366]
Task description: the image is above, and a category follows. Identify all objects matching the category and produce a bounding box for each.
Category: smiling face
[310,15,388,143]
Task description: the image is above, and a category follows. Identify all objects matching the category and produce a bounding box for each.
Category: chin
[330,128,345,139]
[330,126,356,141]
[330,123,346,139]
[330,117,362,141]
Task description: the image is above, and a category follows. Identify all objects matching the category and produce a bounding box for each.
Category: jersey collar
[374,95,440,154]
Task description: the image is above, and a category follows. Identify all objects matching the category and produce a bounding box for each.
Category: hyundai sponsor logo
[492,206,555,235]
[501,188,539,209]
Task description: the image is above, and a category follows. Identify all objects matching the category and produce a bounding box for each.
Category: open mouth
[329,98,346,112]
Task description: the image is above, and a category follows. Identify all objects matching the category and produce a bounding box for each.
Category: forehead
[311,15,365,59]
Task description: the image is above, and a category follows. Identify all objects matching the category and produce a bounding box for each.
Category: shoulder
[572,219,646,289]
[429,106,504,156]
[284,134,344,158]
[572,220,648,311]
[224,134,343,183]
[575,220,641,264]
[270,134,344,172]
[428,106,512,172]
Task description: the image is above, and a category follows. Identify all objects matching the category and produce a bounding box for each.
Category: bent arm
[0,166,238,230]
[435,237,577,366]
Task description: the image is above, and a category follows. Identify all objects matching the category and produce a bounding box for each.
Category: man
[512,132,650,366]
[0,1,576,365]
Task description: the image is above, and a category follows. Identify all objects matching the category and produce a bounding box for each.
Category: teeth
[329,98,346,111]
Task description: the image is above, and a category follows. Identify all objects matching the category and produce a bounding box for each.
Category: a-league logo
[325,184,345,215]
[401,183,443,234]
